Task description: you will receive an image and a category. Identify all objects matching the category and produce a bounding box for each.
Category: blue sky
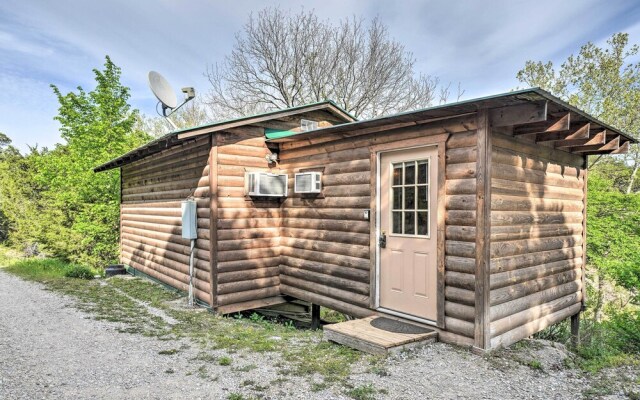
[1,0,640,152]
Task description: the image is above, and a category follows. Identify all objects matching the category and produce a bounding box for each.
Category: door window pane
[392,187,402,209]
[393,164,402,185]
[392,212,402,234]
[404,186,415,209]
[417,186,428,210]
[403,211,415,235]
[404,162,415,184]
[417,212,429,236]
[417,160,428,184]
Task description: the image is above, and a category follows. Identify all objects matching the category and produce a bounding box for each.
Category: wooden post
[208,133,219,310]
[474,108,492,351]
[571,312,580,347]
[311,303,321,330]
[581,156,588,311]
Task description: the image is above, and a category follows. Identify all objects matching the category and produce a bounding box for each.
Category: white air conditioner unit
[294,172,322,193]
[245,172,288,197]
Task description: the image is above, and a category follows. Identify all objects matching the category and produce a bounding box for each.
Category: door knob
[379,231,387,249]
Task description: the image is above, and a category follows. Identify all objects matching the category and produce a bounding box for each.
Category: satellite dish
[147,70,196,130]
[148,71,178,110]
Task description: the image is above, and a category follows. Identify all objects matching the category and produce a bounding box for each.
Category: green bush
[64,265,95,280]
[607,310,640,354]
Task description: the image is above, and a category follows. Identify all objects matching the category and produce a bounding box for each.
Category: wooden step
[323,316,438,355]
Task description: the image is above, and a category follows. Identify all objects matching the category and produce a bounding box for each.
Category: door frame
[369,133,449,329]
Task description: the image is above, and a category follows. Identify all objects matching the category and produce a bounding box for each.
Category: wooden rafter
[572,135,620,153]
[513,112,570,136]
[611,141,630,154]
[536,123,590,143]
[554,129,605,148]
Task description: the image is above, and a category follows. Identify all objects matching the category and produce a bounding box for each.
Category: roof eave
[94,100,355,172]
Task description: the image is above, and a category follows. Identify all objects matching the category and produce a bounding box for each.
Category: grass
[158,348,179,355]
[218,356,232,366]
[0,246,363,387]
[345,383,378,400]
[527,360,543,371]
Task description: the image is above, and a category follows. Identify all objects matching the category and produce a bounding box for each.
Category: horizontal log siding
[120,136,212,305]
[214,131,282,311]
[444,130,478,339]
[277,117,479,341]
[489,133,585,348]
[278,146,373,318]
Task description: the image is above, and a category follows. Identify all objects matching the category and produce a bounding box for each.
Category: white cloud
[1,0,639,151]
[0,30,53,56]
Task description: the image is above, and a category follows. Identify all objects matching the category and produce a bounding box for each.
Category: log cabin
[94,88,636,351]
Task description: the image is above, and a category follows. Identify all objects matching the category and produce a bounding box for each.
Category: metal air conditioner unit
[245,172,288,197]
[294,172,322,194]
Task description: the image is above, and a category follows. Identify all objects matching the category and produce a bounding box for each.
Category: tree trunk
[626,162,639,194]
[593,268,605,324]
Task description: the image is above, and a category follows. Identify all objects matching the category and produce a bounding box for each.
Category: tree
[30,56,150,266]
[205,7,458,120]
[0,134,42,247]
[516,33,640,193]
[587,172,640,306]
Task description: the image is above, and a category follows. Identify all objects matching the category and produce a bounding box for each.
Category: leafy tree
[587,172,640,304]
[0,132,11,149]
[30,56,149,266]
[206,7,459,120]
[0,134,42,247]
[516,32,640,193]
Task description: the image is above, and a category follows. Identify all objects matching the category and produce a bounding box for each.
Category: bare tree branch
[204,7,456,120]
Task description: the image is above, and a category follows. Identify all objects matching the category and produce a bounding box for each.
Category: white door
[378,146,438,321]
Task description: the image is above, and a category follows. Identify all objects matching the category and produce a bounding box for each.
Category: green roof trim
[264,128,301,140]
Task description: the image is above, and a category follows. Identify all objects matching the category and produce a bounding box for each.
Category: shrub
[64,265,95,280]
[608,310,640,354]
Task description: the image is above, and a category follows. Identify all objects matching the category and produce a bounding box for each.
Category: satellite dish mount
[148,71,196,130]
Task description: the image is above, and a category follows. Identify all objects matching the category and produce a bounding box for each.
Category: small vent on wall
[300,119,318,132]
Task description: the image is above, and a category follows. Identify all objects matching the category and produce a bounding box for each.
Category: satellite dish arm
[164,87,196,118]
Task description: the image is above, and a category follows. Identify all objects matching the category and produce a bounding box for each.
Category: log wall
[214,129,283,314]
[488,133,586,348]
[116,110,586,349]
[278,115,478,345]
[278,146,373,318]
[444,129,479,342]
[120,136,213,305]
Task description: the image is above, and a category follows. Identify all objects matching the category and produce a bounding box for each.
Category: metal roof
[267,88,637,145]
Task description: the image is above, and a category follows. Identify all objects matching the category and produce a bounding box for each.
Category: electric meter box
[181,200,198,239]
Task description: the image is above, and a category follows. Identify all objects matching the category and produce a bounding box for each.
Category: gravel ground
[0,270,634,399]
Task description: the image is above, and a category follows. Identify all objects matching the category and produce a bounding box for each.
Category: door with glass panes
[378,146,438,321]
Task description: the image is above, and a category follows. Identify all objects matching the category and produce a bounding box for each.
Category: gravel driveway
[0,270,633,399]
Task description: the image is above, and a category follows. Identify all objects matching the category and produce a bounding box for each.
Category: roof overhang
[267,88,636,158]
[94,100,355,172]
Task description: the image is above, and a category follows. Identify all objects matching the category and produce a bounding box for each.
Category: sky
[1,0,640,153]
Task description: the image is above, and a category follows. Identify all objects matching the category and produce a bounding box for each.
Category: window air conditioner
[294,172,322,194]
[245,172,288,197]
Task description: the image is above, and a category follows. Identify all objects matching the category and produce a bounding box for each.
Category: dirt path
[0,271,631,399]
